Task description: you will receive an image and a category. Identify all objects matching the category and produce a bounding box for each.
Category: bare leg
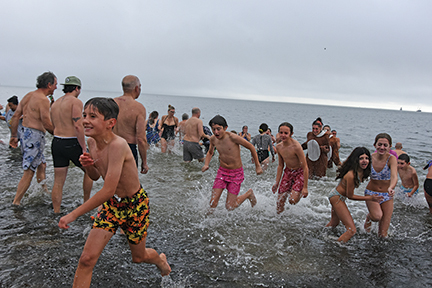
[83,173,93,203]
[364,200,383,233]
[73,229,113,288]
[129,236,171,276]
[36,162,49,193]
[13,169,35,205]
[378,199,394,237]
[327,198,356,242]
[226,189,256,210]
[288,190,302,204]
[276,191,289,214]
[160,138,167,153]
[261,158,270,171]
[52,167,68,213]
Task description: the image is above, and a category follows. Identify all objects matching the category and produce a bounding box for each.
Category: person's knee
[369,212,383,222]
[78,252,98,268]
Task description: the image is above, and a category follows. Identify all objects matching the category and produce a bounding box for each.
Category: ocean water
[1,86,432,287]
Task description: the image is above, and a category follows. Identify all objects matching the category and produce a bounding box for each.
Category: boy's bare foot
[248,189,257,207]
[159,253,171,276]
[364,215,372,233]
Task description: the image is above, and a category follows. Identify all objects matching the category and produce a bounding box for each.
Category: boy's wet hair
[209,115,227,128]
[374,132,392,146]
[278,122,294,134]
[84,97,119,120]
[259,123,268,133]
[398,153,410,163]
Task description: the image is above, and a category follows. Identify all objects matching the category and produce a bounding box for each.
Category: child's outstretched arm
[388,155,398,196]
[236,136,263,175]
[202,136,215,172]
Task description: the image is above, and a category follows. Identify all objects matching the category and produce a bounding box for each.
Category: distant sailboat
[400,107,402,111]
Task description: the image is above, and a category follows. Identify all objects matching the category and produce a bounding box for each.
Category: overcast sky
[1,1,431,111]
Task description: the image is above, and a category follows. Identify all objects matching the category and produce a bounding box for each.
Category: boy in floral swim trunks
[58,98,170,287]
[272,122,309,213]
[202,115,263,211]
[397,153,419,197]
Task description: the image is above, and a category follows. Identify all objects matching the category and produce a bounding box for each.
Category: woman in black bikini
[159,104,179,153]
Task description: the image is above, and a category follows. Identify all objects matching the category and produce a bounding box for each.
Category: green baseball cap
[61,76,82,86]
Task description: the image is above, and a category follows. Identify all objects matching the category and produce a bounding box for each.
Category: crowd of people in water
[1,71,432,287]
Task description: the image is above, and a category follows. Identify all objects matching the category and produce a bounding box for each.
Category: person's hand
[388,188,395,197]
[58,213,77,229]
[79,152,94,167]
[256,166,263,175]
[9,137,18,148]
[371,194,384,202]
[272,183,278,194]
[141,163,149,174]
[202,165,209,172]
[301,187,309,198]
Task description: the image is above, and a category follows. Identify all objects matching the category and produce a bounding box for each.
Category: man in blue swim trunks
[9,72,57,206]
[50,76,93,213]
[397,153,419,197]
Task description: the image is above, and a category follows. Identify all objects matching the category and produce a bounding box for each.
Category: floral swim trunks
[212,166,244,195]
[20,126,46,171]
[92,186,150,244]
[278,167,304,194]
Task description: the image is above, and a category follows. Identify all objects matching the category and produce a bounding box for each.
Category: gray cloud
[1,0,431,111]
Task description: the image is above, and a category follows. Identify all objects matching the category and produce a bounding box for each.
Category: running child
[272,122,308,214]
[397,153,419,197]
[202,115,262,211]
[58,98,170,287]
[326,147,383,242]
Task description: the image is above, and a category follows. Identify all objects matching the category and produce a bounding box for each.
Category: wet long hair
[149,111,159,125]
[336,147,371,188]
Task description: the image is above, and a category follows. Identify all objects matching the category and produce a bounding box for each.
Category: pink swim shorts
[278,167,304,194]
[212,166,244,195]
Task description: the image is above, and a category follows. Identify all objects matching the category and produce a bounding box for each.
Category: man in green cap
[50,76,93,213]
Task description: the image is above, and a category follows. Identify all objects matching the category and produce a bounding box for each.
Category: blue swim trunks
[20,126,46,171]
[400,185,419,195]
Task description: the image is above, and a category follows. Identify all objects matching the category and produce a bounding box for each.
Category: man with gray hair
[9,72,56,206]
[183,107,209,162]
[113,75,149,173]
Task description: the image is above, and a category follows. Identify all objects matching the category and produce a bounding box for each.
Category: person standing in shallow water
[50,76,93,213]
[364,133,397,238]
[302,118,330,178]
[113,75,149,174]
[9,71,56,205]
[159,104,179,153]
